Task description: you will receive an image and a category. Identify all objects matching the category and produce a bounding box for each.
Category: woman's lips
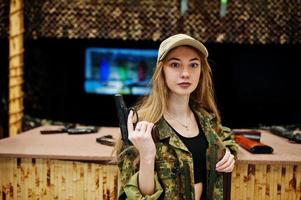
[178,82,191,88]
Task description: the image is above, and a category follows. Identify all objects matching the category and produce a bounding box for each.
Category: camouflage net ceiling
[0,0,300,44]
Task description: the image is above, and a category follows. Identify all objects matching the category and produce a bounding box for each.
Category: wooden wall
[231,163,301,200]
[0,158,119,200]
[1,158,301,199]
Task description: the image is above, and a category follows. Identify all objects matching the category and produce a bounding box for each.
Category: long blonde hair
[136,47,221,123]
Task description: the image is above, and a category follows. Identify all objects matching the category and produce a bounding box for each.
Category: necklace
[165,110,191,130]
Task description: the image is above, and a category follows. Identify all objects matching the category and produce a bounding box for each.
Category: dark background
[0,39,8,138]
[23,38,301,128]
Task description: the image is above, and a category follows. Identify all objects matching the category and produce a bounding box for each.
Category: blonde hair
[137,47,220,123]
[135,61,168,123]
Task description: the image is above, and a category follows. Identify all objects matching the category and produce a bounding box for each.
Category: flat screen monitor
[84,47,158,95]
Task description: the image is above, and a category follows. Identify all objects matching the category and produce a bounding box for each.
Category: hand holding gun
[114,94,158,146]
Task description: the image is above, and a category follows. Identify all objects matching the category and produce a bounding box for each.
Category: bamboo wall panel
[231,163,301,200]
[9,0,24,136]
[23,0,301,44]
[0,158,120,200]
[1,158,300,199]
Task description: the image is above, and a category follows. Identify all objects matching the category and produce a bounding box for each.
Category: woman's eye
[190,63,199,68]
[170,63,180,68]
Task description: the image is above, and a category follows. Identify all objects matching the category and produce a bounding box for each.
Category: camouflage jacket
[118,105,238,200]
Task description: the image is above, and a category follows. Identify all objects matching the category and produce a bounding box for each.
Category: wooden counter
[235,129,301,165]
[0,126,121,200]
[0,126,300,199]
[0,126,120,161]
[231,130,301,200]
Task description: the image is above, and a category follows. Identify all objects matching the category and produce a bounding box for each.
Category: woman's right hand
[127,110,156,159]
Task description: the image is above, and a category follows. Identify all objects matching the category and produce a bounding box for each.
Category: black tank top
[176,129,208,184]
[167,120,208,184]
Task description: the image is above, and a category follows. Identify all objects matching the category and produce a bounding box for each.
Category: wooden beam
[8,0,24,136]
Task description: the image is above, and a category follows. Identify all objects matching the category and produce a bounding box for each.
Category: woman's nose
[180,67,190,78]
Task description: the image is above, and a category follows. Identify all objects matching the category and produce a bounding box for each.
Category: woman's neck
[164,94,197,133]
[166,94,190,116]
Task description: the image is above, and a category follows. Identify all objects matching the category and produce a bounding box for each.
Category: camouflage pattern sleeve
[215,124,239,157]
[118,146,163,200]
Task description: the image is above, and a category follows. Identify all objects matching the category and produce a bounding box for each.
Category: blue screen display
[84,48,158,95]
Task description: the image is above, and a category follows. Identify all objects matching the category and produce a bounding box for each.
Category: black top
[167,119,208,184]
[175,128,208,184]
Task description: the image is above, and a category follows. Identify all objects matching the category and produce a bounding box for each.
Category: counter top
[235,129,301,164]
[0,126,300,164]
[0,126,120,162]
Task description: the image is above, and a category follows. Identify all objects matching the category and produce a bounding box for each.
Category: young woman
[116,34,238,200]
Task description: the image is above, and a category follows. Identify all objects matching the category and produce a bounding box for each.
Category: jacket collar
[191,105,217,146]
[190,103,216,122]
[155,104,216,152]
[156,118,189,152]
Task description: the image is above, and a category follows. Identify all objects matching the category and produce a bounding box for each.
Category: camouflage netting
[184,0,301,44]
[23,0,301,44]
[0,0,8,39]
[24,0,181,41]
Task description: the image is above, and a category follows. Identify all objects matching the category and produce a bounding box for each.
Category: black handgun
[114,94,158,146]
[40,124,98,135]
[114,94,135,145]
[40,124,76,134]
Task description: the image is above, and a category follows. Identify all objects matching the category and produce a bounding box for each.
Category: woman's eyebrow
[166,57,181,62]
[166,57,200,62]
[190,58,200,61]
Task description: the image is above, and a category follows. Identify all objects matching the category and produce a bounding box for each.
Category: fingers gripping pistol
[114,94,158,146]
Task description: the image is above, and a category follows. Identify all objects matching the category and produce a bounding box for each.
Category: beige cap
[157,34,208,63]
